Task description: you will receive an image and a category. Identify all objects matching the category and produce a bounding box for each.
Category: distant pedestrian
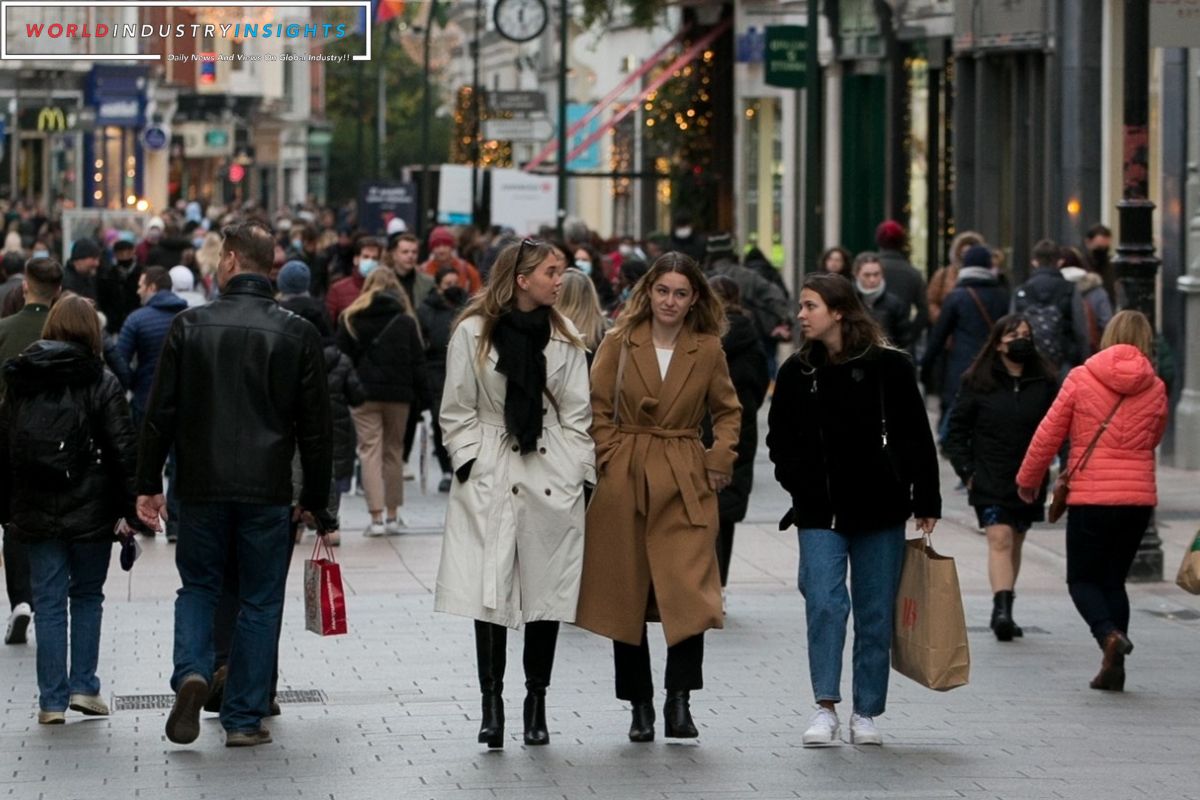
[276,260,331,337]
[874,221,929,346]
[943,314,1057,641]
[1058,246,1112,355]
[389,233,435,312]
[435,238,593,748]
[817,246,852,278]
[169,265,208,308]
[1011,238,1091,375]
[555,268,607,365]
[1017,310,1167,692]
[0,252,24,308]
[421,226,482,295]
[117,266,188,420]
[576,252,741,743]
[325,236,381,325]
[137,220,335,748]
[337,268,426,535]
[927,230,984,325]
[0,295,138,723]
[767,273,940,747]
[417,267,468,493]
[668,213,706,263]
[0,257,63,646]
[853,252,912,350]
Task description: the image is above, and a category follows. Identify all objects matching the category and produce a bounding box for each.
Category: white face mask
[674,226,692,239]
[618,244,634,257]
[575,259,592,276]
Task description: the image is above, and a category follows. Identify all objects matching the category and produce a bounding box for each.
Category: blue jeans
[26,539,113,711]
[172,502,291,733]
[798,525,906,717]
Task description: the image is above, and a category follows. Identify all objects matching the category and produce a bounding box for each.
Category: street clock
[494,0,548,43]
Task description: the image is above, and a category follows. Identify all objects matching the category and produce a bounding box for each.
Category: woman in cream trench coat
[575,252,741,742]
[435,239,594,748]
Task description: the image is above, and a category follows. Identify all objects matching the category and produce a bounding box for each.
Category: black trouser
[213,513,299,700]
[474,619,559,694]
[1066,505,1152,644]
[2,528,32,611]
[716,519,735,587]
[431,416,452,475]
[402,406,420,461]
[613,625,704,702]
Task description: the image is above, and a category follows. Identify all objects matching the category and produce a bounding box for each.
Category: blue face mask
[575,259,592,276]
[291,239,302,251]
[32,249,50,259]
[192,237,205,250]
[358,258,378,278]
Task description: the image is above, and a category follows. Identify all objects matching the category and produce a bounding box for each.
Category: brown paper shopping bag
[1175,530,1200,595]
[892,536,970,691]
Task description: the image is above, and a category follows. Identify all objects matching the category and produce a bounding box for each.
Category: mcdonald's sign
[37,107,66,132]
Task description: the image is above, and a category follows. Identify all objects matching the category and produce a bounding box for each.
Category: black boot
[628,701,655,742]
[521,621,558,745]
[663,689,698,739]
[474,621,507,748]
[1010,592,1024,637]
[992,591,1016,642]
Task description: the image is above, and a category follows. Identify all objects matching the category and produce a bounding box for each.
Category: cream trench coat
[434,314,595,628]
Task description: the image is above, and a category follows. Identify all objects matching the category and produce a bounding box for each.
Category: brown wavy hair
[608,251,726,343]
[796,272,890,364]
[961,313,1054,393]
[42,293,102,356]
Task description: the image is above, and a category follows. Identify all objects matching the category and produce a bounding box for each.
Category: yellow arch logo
[36,107,66,132]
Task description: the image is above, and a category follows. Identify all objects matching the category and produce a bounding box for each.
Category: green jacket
[0,304,50,394]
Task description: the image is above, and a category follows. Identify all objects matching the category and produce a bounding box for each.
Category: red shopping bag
[305,537,347,636]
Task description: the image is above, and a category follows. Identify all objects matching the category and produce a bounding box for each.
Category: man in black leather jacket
[136,219,335,749]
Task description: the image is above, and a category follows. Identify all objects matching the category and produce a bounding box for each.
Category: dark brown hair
[796,273,888,364]
[143,266,172,292]
[24,256,64,296]
[42,294,102,356]
[220,221,274,273]
[961,313,1054,393]
[609,251,727,342]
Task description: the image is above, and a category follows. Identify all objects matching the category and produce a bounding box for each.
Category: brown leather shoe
[1090,631,1133,691]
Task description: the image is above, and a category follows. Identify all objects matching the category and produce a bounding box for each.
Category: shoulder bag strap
[877,370,888,448]
[966,288,995,329]
[1065,396,1125,480]
[612,341,628,427]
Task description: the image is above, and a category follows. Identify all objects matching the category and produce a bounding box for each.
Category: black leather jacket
[136,273,335,520]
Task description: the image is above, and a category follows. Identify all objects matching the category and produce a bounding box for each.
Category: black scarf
[492,307,552,454]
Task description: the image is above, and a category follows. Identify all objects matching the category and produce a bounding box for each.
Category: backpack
[9,389,98,489]
[1013,280,1072,367]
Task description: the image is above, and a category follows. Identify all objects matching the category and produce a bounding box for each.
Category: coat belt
[616,424,706,527]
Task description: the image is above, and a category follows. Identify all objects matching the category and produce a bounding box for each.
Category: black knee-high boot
[522,621,558,745]
[474,620,507,748]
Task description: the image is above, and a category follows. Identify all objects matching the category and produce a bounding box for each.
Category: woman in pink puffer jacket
[1017,310,1168,693]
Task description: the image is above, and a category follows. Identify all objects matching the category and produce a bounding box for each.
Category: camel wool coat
[434,314,595,629]
[575,322,741,646]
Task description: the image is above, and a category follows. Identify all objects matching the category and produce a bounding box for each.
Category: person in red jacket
[1017,310,1168,692]
[421,227,482,295]
[325,237,383,325]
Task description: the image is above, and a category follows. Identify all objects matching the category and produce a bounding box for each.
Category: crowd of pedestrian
[0,200,1173,755]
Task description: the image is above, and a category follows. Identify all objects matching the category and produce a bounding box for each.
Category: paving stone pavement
[3,409,1200,800]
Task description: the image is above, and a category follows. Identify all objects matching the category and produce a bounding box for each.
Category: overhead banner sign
[566,104,601,171]
[1150,0,1200,48]
[437,163,474,225]
[359,181,417,235]
[764,26,807,89]
[490,168,555,236]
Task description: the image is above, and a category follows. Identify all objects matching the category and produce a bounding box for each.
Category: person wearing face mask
[325,236,382,324]
[852,252,912,350]
[668,213,706,263]
[1083,223,1115,304]
[420,226,482,294]
[943,315,1057,641]
[572,244,616,311]
[418,267,468,493]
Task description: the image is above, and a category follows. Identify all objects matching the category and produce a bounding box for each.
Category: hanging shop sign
[359,181,418,235]
[764,26,807,89]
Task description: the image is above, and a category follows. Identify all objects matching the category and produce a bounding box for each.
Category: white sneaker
[384,517,405,535]
[802,707,840,746]
[363,522,386,537]
[5,602,32,645]
[849,713,882,745]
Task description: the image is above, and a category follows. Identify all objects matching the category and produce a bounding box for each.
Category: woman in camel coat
[576,252,741,743]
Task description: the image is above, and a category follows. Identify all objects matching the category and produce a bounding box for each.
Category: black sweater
[336,293,427,406]
[767,344,941,532]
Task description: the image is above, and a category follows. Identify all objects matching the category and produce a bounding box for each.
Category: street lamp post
[419,0,439,240]
[555,0,568,239]
[1114,0,1163,582]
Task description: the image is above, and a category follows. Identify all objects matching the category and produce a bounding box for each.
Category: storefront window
[741,98,784,266]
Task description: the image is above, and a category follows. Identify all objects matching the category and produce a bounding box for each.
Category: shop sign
[96,98,142,126]
[764,26,807,89]
[487,91,547,114]
[359,181,418,235]
[178,122,234,157]
[143,126,168,151]
[1150,0,1200,48]
[20,106,72,132]
[489,168,556,235]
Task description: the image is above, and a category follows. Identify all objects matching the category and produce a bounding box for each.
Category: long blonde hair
[556,269,606,350]
[343,268,418,341]
[456,239,583,362]
[195,231,223,276]
[609,251,726,343]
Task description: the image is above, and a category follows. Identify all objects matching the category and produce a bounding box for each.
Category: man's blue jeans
[798,525,906,717]
[172,502,291,733]
[27,539,112,711]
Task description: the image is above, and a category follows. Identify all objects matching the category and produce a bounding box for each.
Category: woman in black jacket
[943,314,1057,641]
[0,295,138,724]
[418,267,469,493]
[337,268,426,536]
[767,273,940,748]
[705,276,769,594]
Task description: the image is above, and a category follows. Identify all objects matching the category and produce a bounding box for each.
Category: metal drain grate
[966,625,1049,635]
[112,689,326,711]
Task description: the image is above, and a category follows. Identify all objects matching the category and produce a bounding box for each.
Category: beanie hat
[169,265,195,292]
[962,245,992,268]
[277,260,311,295]
[386,217,408,236]
[875,220,906,249]
[146,216,165,231]
[70,238,102,260]
[705,232,735,257]
[428,226,456,250]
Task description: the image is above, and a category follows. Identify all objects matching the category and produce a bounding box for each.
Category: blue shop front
[84,65,148,209]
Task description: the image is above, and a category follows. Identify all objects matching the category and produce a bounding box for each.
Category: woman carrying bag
[435,239,593,748]
[0,295,139,724]
[575,252,741,743]
[943,314,1057,641]
[1017,310,1167,692]
[767,273,941,747]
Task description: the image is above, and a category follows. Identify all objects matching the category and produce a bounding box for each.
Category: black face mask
[116,258,135,269]
[443,286,468,306]
[1005,337,1037,364]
